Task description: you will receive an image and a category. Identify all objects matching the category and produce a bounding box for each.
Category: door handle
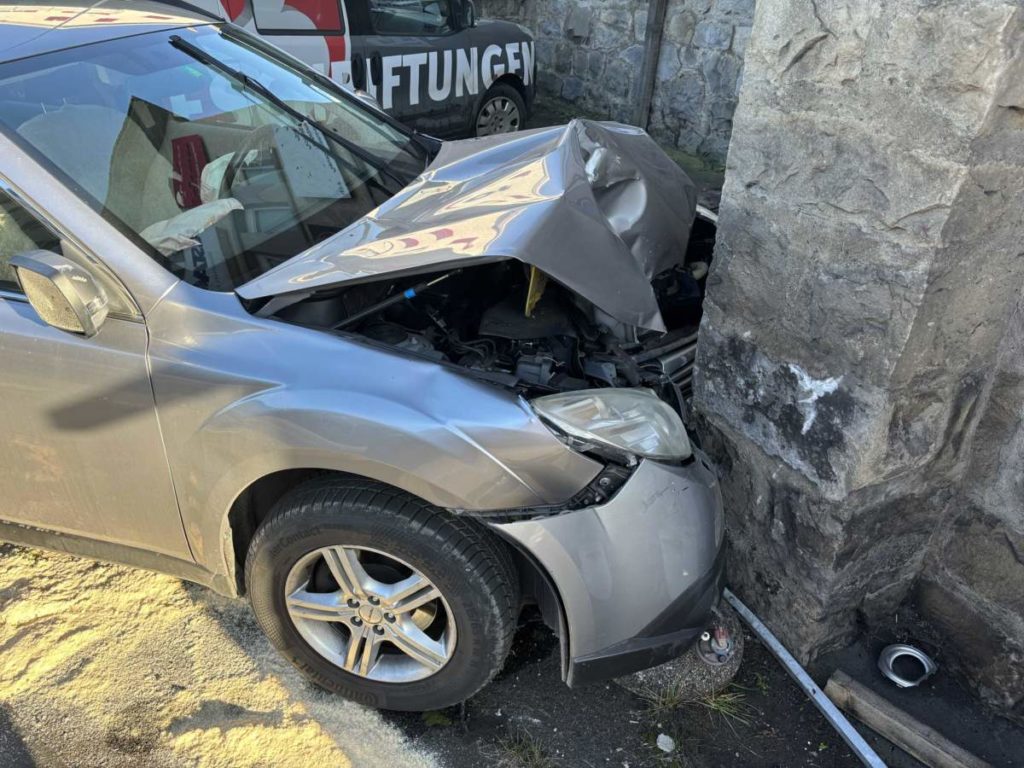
[370,52,383,86]
[352,53,366,90]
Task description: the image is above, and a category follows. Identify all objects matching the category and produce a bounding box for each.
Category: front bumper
[492,451,726,685]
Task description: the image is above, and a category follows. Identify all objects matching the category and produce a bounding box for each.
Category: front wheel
[474,83,527,137]
[245,477,519,711]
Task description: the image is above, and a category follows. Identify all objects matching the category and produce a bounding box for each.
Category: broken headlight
[531,388,692,462]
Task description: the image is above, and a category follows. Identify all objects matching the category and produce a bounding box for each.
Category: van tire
[245,476,519,711]
[474,83,527,136]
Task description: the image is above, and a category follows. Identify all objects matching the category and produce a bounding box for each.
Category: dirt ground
[0,544,436,768]
[0,539,858,768]
[2,541,1021,767]
[388,614,864,768]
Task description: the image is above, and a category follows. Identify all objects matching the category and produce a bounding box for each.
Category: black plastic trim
[0,519,233,595]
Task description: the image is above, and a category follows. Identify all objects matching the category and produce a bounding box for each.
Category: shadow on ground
[0,704,35,768]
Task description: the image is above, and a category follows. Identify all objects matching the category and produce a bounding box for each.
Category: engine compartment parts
[250,118,720,419]
[877,644,939,689]
[331,270,459,330]
[273,248,713,408]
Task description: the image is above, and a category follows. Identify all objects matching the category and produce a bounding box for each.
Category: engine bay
[271,211,716,418]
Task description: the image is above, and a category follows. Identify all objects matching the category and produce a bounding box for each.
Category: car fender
[145,284,601,581]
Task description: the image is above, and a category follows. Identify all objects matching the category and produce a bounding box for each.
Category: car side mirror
[462,0,477,28]
[10,250,109,337]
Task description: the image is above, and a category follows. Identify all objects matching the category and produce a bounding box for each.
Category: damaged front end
[238,119,716,408]
[238,119,725,683]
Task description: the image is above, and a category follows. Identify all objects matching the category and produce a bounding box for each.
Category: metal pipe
[632,0,670,129]
[723,589,887,768]
[332,271,458,330]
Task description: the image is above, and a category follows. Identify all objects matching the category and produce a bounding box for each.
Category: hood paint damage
[237,120,698,332]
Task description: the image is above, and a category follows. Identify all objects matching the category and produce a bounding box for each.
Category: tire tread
[244,476,518,708]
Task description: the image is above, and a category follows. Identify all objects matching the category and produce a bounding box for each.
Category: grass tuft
[638,682,691,719]
[485,728,557,768]
[754,671,770,695]
[421,710,453,728]
[691,687,757,726]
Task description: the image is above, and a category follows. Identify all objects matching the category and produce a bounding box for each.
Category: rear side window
[0,191,62,293]
[369,0,453,35]
[252,0,345,32]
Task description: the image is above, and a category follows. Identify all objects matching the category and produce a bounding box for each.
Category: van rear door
[200,0,355,88]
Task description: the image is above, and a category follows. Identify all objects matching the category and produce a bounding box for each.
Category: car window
[252,0,345,32]
[370,0,453,35]
[0,26,427,293]
[0,191,62,294]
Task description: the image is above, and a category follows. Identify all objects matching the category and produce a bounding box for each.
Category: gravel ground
[0,543,435,768]
[2,541,1019,768]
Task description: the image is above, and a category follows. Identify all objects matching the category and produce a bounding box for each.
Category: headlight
[531,388,692,461]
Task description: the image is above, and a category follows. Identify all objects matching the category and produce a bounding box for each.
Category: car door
[0,185,192,561]
[348,0,475,135]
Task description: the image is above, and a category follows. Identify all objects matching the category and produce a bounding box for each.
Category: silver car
[0,1,724,711]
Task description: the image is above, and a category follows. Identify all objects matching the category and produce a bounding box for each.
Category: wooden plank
[824,670,993,768]
[631,0,669,129]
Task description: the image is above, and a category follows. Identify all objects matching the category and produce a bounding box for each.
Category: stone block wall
[917,298,1024,719]
[477,0,753,161]
[694,0,1024,720]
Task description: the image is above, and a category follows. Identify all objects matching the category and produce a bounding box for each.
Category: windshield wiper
[168,34,409,190]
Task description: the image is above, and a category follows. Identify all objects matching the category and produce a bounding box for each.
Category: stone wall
[694,0,1024,720]
[477,0,753,161]
[917,298,1024,718]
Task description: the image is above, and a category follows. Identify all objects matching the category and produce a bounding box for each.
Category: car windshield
[0,26,429,291]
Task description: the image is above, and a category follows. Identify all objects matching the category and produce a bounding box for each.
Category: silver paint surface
[0,16,719,678]
[493,453,724,661]
[144,281,602,576]
[237,119,698,331]
[0,1,211,62]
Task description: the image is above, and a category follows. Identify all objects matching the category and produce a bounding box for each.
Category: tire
[474,83,527,137]
[245,477,519,711]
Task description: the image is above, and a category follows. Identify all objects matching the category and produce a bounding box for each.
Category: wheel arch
[472,73,531,127]
[223,466,571,680]
[226,467,330,595]
[492,73,528,101]
[224,466,436,596]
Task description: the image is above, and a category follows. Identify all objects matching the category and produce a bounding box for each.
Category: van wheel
[475,83,526,136]
[245,477,519,711]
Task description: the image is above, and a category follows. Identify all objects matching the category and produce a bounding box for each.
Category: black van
[193,0,535,137]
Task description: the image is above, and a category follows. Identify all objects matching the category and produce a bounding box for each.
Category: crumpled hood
[236,119,697,331]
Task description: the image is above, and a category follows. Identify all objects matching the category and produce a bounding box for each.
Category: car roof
[0,2,218,64]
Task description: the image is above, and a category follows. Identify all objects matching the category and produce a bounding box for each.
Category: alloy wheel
[284,545,456,683]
